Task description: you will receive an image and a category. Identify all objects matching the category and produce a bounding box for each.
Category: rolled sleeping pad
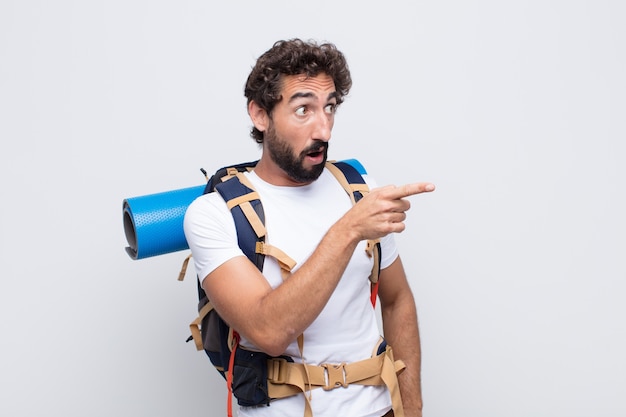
[123,185,206,260]
[122,159,367,260]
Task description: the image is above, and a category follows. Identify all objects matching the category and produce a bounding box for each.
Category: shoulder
[183,191,232,232]
[186,190,228,215]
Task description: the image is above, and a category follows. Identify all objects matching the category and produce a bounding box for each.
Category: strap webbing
[326,161,382,292]
[178,253,193,281]
[266,343,406,417]
[189,301,214,351]
[255,242,297,274]
[237,199,266,238]
[325,162,370,205]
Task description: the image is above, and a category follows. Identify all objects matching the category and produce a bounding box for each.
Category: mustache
[302,141,329,155]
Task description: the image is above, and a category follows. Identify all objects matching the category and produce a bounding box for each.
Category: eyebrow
[288,91,339,103]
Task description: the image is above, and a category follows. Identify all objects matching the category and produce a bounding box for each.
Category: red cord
[370,281,380,307]
[226,331,240,417]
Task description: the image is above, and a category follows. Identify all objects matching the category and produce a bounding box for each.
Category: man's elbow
[245,326,299,357]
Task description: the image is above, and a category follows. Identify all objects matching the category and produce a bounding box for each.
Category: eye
[324,103,336,114]
[295,106,307,116]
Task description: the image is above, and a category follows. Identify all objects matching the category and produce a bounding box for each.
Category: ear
[248,100,269,133]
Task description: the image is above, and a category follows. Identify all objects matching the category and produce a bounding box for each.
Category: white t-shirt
[184,167,399,417]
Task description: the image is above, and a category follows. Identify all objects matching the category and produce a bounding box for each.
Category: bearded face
[264,122,328,184]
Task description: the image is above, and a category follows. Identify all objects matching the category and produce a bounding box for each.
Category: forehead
[280,73,336,100]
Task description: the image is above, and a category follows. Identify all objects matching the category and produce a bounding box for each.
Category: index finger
[393,182,436,198]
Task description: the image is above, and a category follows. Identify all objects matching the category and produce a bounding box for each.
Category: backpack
[180,159,382,415]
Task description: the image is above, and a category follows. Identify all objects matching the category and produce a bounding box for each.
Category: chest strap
[266,342,406,417]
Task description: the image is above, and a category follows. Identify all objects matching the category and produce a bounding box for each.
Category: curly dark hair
[244,38,352,143]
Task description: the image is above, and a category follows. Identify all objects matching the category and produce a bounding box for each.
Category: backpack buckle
[267,358,289,385]
[321,362,348,390]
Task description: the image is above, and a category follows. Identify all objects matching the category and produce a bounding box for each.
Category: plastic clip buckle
[322,363,348,390]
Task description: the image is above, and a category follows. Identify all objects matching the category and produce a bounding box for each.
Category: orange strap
[370,281,380,307]
[226,331,240,417]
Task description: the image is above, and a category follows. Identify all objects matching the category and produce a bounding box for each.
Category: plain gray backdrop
[1,1,624,416]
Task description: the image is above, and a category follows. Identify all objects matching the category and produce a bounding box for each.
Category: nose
[314,111,333,142]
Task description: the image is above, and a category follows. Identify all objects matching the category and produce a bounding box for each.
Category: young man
[184,39,434,417]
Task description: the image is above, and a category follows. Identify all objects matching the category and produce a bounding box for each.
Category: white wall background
[1,1,624,416]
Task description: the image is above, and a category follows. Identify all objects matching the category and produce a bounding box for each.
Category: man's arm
[201,222,361,356]
[201,182,435,356]
[378,256,423,417]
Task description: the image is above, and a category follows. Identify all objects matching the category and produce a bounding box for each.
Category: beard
[265,124,328,183]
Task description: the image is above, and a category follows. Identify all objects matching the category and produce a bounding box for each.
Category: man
[184,39,434,417]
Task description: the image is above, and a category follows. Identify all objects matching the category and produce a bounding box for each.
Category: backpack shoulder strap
[325,160,371,205]
[203,160,258,194]
[325,161,382,305]
[214,171,267,271]
[190,161,264,354]
[214,168,296,278]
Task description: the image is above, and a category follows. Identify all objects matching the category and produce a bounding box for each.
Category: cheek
[281,124,309,145]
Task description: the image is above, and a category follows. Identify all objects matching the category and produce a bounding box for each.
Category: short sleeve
[183,192,244,285]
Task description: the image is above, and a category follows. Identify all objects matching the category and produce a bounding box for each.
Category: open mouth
[305,144,327,160]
